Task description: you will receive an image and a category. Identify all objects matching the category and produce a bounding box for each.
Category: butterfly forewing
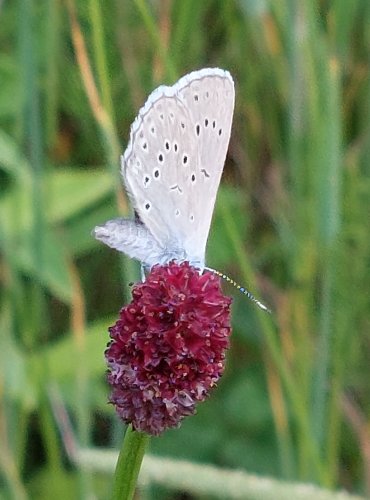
[122,68,235,268]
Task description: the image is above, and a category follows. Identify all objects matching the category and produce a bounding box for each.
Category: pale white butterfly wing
[94,219,166,267]
[122,68,235,268]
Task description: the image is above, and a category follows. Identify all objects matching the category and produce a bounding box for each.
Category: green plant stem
[112,426,150,500]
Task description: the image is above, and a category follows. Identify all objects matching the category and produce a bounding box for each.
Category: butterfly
[93,68,234,271]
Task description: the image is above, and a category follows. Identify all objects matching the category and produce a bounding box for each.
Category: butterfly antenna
[205,267,271,313]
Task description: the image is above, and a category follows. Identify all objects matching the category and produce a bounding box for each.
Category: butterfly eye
[205,118,209,127]
[182,154,188,165]
[174,143,178,152]
[191,174,196,182]
[144,202,151,211]
[195,124,200,136]
[165,141,170,151]
[218,128,222,136]
[158,153,164,163]
[154,169,160,179]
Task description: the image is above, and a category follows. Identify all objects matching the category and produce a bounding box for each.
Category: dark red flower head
[105,261,232,435]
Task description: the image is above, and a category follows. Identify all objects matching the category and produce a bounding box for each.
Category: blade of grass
[88,0,115,122]
[18,0,67,494]
[300,5,342,481]
[44,0,61,147]
[133,0,177,81]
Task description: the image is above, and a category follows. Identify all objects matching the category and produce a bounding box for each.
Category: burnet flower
[105,261,232,435]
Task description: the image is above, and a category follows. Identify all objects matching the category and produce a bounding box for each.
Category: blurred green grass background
[1,0,369,498]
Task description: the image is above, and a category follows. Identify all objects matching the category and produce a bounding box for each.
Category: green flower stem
[112,426,150,500]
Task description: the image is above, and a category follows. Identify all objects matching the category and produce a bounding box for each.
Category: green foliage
[1,0,369,498]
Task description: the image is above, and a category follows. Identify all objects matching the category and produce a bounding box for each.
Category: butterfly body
[94,68,235,270]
